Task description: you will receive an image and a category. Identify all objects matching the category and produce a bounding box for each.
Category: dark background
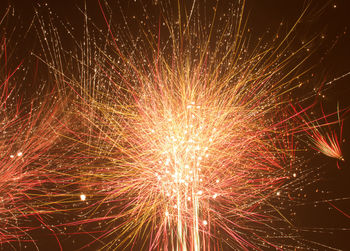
[0,0,350,250]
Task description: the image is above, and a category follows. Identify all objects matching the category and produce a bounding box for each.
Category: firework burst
[308,109,345,163]
[290,103,346,170]
[35,0,350,250]
[0,9,68,248]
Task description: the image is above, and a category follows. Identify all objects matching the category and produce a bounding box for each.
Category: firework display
[42,1,348,250]
[0,0,349,250]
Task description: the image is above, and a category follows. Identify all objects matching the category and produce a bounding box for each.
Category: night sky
[0,0,350,250]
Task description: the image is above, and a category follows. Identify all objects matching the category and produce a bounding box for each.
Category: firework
[308,109,345,164]
[0,9,68,248]
[0,95,62,246]
[290,103,346,170]
[35,0,350,250]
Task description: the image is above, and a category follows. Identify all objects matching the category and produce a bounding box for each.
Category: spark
[80,194,86,201]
